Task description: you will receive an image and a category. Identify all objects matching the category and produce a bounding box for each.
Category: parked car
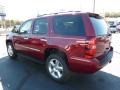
[6,11,113,82]
[116,22,120,33]
[108,21,117,33]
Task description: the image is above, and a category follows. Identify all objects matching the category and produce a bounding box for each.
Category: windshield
[90,17,108,36]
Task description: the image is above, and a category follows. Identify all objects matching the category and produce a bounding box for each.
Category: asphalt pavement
[0,34,120,90]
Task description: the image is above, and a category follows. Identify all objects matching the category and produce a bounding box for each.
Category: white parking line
[0,81,3,90]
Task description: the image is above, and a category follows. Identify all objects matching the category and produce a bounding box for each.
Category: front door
[14,20,33,54]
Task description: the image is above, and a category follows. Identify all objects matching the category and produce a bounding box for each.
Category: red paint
[6,12,113,73]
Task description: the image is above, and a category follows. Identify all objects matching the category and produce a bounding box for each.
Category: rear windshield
[90,17,108,36]
[53,15,85,36]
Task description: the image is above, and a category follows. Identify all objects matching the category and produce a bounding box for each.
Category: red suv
[6,11,113,82]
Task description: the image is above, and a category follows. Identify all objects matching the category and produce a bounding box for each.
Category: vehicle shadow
[0,56,120,90]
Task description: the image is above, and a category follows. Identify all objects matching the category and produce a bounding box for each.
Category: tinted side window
[19,20,32,34]
[33,18,48,34]
[53,15,85,36]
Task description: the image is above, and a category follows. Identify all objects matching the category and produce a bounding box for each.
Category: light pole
[0,5,6,29]
[93,0,96,13]
[1,15,6,29]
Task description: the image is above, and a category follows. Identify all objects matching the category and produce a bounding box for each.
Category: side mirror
[12,26,20,33]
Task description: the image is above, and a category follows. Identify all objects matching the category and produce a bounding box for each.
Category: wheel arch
[44,47,69,67]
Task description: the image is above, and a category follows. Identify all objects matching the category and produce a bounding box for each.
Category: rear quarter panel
[48,16,87,68]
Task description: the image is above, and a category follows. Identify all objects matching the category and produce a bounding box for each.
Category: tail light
[85,38,96,59]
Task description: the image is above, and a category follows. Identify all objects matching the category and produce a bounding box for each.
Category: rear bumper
[98,47,113,66]
[68,47,113,73]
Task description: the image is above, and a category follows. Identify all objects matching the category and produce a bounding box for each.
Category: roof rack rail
[37,10,81,17]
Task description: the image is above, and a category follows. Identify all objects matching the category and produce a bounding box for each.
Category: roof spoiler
[88,13,103,19]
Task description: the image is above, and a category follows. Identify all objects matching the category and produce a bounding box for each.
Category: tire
[46,54,70,83]
[7,42,17,59]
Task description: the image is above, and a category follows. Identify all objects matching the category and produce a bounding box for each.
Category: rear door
[90,16,111,57]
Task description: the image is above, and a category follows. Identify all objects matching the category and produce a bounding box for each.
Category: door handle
[24,37,29,40]
[41,38,47,41]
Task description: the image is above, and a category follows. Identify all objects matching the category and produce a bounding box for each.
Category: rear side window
[90,17,108,36]
[53,15,85,36]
